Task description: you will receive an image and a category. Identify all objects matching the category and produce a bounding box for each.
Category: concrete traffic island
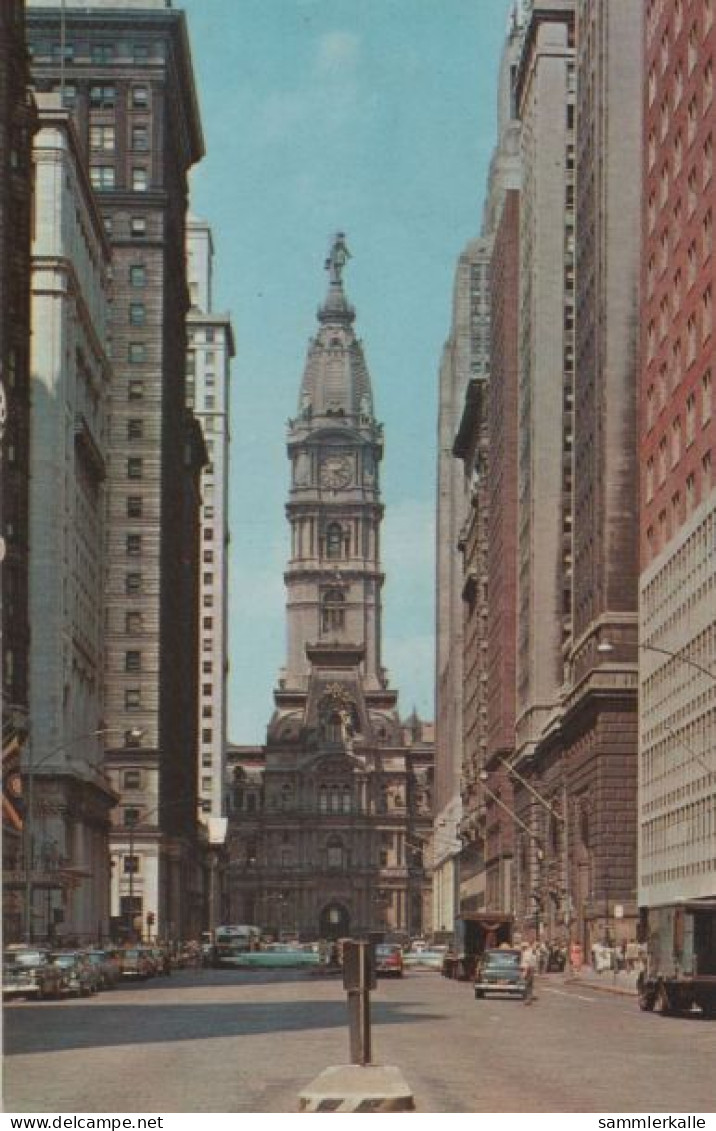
[298,1064,416,1112]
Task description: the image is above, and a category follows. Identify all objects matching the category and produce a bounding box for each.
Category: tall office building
[227,238,434,939]
[561,0,643,949]
[1,0,35,756]
[434,237,491,933]
[26,94,114,942]
[27,0,206,941]
[1,0,36,942]
[510,0,577,939]
[639,0,715,908]
[186,216,235,823]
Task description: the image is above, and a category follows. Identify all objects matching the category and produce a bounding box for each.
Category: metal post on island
[297,936,416,1112]
[342,939,375,1066]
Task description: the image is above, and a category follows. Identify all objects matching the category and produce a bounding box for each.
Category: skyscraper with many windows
[186,216,234,823]
[27,0,206,940]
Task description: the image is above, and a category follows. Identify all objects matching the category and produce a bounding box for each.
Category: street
[4,968,716,1113]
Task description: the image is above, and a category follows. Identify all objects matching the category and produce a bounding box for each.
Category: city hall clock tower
[228,236,434,942]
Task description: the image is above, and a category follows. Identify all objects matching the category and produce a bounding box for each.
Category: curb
[564,975,638,997]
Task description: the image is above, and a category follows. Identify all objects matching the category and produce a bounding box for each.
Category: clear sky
[181,0,513,744]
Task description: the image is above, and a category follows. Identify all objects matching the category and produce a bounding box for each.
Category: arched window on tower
[321,588,345,633]
[319,784,328,813]
[326,522,343,559]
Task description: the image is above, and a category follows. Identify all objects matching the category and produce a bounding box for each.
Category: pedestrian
[521,944,537,1005]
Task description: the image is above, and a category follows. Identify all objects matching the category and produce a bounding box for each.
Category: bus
[213,925,261,966]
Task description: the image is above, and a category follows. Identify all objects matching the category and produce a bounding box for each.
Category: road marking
[541,987,596,1002]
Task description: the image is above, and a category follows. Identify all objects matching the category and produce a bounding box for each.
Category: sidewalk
[560,964,639,996]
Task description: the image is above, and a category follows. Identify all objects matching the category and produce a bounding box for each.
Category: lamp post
[477,771,546,941]
[23,726,114,944]
[122,782,197,944]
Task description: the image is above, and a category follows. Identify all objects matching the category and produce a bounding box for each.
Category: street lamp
[123,777,198,944]
[597,639,716,684]
[23,726,116,944]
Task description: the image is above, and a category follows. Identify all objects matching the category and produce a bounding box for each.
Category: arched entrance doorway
[319,902,350,939]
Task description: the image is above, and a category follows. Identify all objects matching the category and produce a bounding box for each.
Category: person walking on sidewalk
[521,944,538,1005]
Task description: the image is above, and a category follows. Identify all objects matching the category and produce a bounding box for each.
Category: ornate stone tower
[227,237,434,941]
[272,233,400,748]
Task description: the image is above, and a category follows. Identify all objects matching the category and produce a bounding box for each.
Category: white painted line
[542,987,596,1002]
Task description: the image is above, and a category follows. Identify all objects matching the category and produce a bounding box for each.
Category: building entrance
[319,902,350,939]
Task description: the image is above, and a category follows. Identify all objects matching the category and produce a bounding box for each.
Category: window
[703,371,712,424]
[327,838,344,869]
[129,303,146,326]
[131,216,147,238]
[128,342,146,364]
[127,419,143,441]
[126,573,142,595]
[127,496,143,518]
[202,729,212,743]
[132,168,148,192]
[202,705,212,719]
[90,124,115,151]
[123,769,142,790]
[126,534,142,556]
[89,84,116,109]
[123,855,140,875]
[125,611,143,633]
[129,264,146,287]
[321,588,345,632]
[125,688,141,709]
[91,43,114,64]
[133,43,150,63]
[128,380,143,401]
[326,522,343,559]
[132,124,149,151]
[90,165,115,190]
[125,651,141,672]
[132,86,149,108]
[127,457,143,479]
[124,728,142,748]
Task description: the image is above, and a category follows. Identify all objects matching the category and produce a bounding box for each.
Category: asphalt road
[4,968,716,1113]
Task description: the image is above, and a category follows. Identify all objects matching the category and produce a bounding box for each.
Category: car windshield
[51,955,77,967]
[484,951,520,967]
[376,945,399,955]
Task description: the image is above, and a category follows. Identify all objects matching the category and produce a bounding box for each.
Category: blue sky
[182,0,513,743]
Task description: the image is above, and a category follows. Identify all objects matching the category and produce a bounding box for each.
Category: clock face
[320,454,352,489]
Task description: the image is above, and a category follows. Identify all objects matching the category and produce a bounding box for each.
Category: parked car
[473,948,531,1000]
[374,943,404,978]
[403,945,447,970]
[3,947,67,1001]
[118,947,152,980]
[85,949,120,990]
[50,951,99,997]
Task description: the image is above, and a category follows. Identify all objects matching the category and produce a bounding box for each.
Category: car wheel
[654,983,673,1016]
[474,990,484,999]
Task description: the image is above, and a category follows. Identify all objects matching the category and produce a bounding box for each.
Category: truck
[637,900,716,1016]
[447,912,513,980]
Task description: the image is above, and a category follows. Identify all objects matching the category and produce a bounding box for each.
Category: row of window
[90,123,149,153]
[53,80,151,110]
[90,165,150,192]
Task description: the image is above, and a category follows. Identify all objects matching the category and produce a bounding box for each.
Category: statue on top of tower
[325,231,351,286]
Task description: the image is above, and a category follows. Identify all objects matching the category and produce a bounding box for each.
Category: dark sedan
[474,948,531,1000]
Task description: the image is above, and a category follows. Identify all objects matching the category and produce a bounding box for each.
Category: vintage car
[117,947,153,979]
[50,951,100,996]
[374,943,404,977]
[473,948,531,1000]
[3,947,67,1001]
[85,949,120,990]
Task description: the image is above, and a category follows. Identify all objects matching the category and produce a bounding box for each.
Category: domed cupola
[298,233,374,421]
